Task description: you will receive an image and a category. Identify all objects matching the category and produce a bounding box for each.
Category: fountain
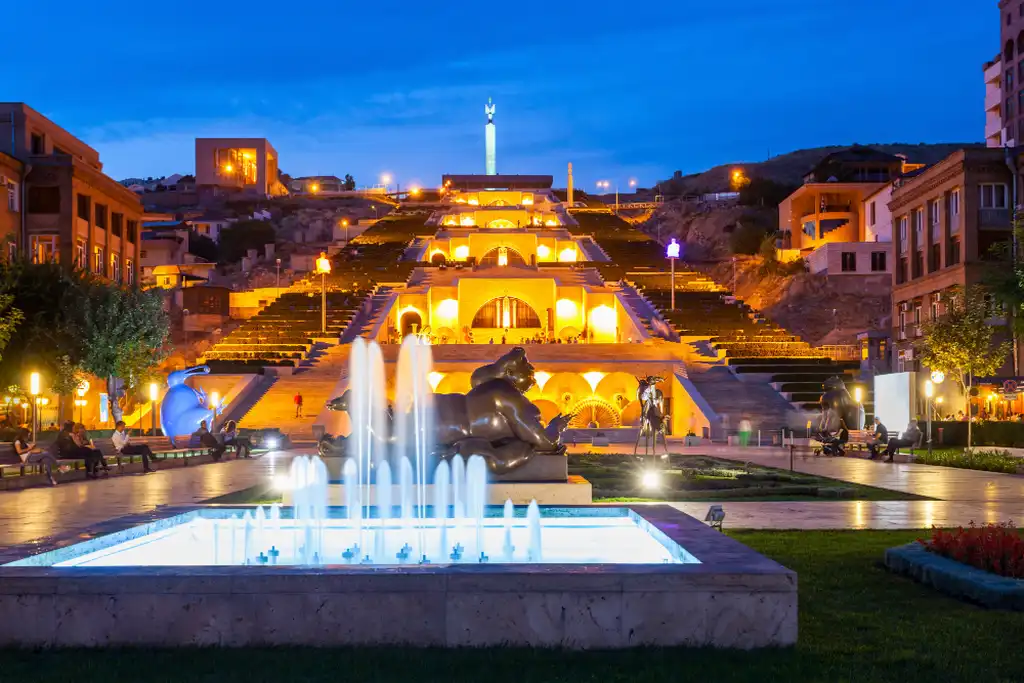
[0,336,798,648]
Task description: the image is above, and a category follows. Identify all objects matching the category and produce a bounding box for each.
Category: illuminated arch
[472,296,541,328]
[568,397,621,428]
[486,199,509,207]
[480,246,526,266]
[429,250,447,265]
[398,307,424,337]
[486,218,517,230]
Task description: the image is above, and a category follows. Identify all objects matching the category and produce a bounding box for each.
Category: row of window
[839,251,887,273]
[897,291,1003,339]
[896,238,961,284]
[28,235,134,284]
[896,187,973,255]
[76,194,136,241]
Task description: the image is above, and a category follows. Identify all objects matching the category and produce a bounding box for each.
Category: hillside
[660,142,982,195]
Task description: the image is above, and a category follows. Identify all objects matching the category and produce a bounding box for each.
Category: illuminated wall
[428,233,584,263]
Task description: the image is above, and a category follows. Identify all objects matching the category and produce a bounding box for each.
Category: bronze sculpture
[634,375,669,457]
[325,347,570,473]
[818,376,864,432]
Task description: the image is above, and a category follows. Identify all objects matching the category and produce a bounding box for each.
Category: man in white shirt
[111,421,157,473]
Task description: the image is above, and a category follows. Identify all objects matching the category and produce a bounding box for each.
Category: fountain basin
[0,504,796,648]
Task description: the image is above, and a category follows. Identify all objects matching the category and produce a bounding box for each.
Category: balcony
[986,87,1002,112]
[978,208,1011,228]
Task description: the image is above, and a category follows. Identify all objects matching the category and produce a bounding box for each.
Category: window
[93,246,104,275]
[899,216,908,254]
[980,183,1009,209]
[5,179,17,211]
[75,239,86,268]
[841,252,857,272]
[950,188,960,231]
[6,241,16,262]
[140,250,147,259]
[471,297,542,328]
[1008,68,1016,89]
[94,204,108,229]
[802,220,816,239]
[29,235,57,263]
[931,293,941,321]
[126,220,137,243]
[111,212,123,237]
[1009,97,1017,118]
[871,251,887,272]
[77,194,90,221]
[110,254,120,282]
[898,257,908,284]
[913,252,923,279]
[898,308,906,336]
[947,237,961,266]
[27,186,60,214]
[913,305,922,335]
[930,243,941,272]
[125,259,134,285]
[869,201,876,226]
[30,133,44,155]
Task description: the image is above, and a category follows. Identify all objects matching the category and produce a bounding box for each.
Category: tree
[343,174,356,191]
[188,230,219,263]
[730,221,769,255]
[919,286,1011,448]
[0,294,23,365]
[218,220,278,263]
[49,354,83,423]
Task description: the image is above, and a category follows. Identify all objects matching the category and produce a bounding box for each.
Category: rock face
[643,203,776,260]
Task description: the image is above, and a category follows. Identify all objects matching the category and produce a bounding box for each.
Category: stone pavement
[0,453,295,547]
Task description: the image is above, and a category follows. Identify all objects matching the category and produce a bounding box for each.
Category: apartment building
[0,103,142,284]
[889,148,1016,372]
[985,56,1008,147]
[997,0,1024,146]
[0,151,22,262]
[194,138,288,199]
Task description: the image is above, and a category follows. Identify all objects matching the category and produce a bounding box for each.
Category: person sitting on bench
[221,420,252,459]
[193,420,226,462]
[13,427,59,486]
[111,421,157,473]
[72,423,108,478]
[867,416,888,459]
[884,419,922,462]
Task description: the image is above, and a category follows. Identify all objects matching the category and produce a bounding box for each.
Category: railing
[978,208,1010,227]
[816,344,859,361]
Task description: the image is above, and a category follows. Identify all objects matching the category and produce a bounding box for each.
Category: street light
[210,391,220,427]
[381,173,392,192]
[925,380,935,456]
[76,379,90,425]
[149,382,159,437]
[666,238,681,310]
[29,372,40,442]
[341,218,350,244]
[316,251,332,335]
[276,258,282,290]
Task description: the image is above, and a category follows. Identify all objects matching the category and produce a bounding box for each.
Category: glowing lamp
[468,198,479,206]
[558,247,577,263]
[521,195,534,206]
[589,305,617,335]
[309,183,320,194]
[341,219,349,227]
[454,245,470,260]
[930,370,945,384]
[533,371,552,392]
[545,219,559,227]
[428,372,445,392]
[666,238,680,259]
[460,215,476,227]
[149,382,159,402]
[77,379,90,398]
[556,299,578,319]
[381,173,392,185]
[436,298,459,322]
[854,387,863,403]
[316,252,332,274]
[29,372,40,396]
[582,371,606,393]
[410,187,421,196]
[210,391,220,410]
[537,244,551,260]
[936,397,944,404]
[223,164,234,173]
[925,380,934,399]
[641,470,661,490]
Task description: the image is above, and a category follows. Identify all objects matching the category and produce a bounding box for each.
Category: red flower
[919,521,1023,579]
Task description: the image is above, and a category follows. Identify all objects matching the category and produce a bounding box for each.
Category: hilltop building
[194,138,288,199]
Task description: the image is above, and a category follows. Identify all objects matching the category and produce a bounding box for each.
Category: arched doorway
[486,218,517,229]
[400,310,422,337]
[430,251,447,266]
[472,297,541,328]
[480,247,526,266]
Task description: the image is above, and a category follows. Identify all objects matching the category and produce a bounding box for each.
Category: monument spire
[485,97,496,176]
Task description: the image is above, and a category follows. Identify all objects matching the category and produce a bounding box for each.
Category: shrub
[920,522,1024,578]
[913,448,1021,474]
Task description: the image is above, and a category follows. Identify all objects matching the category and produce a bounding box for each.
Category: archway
[430,251,447,266]
[400,310,422,337]
[472,297,541,328]
[486,199,509,207]
[568,397,621,429]
[486,218,517,230]
[480,246,527,266]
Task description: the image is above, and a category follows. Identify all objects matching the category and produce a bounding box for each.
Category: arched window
[480,246,526,266]
[1017,31,1024,55]
[1006,39,1015,63]
[486,218,517,229]
[472,297,541,328]
[486,199,508,206]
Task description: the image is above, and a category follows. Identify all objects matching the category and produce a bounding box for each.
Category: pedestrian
[111,420,157,473]
[294,391,304,418]
[738,416,752,447]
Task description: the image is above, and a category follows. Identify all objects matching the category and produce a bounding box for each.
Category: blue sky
[5,1,995,189]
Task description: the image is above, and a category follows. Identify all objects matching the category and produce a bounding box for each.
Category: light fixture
[77,379,90,398]
[666,238,680,259]
[582,371,606,393]
[705,504,726,531]
[29,372,40,396]
[264,435,279,450]
[925,380,934,399]
[316,252,332,274]
[930,370,945,384]
[210,391,220,410]
[641,469,661,490]
[854,387,863,403]
[149,382,159,402]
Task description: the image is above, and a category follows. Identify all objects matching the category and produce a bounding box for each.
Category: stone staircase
[687,365,797,438]
[237,344,351,439]
[342,286,396,343]
[617,281,676,341]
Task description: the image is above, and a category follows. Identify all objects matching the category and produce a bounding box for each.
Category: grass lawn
[571,454,924,502]
[0,531,1021,682]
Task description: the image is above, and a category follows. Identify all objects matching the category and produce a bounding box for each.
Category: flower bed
[913,448,1022,474]
[921,522,1024,579]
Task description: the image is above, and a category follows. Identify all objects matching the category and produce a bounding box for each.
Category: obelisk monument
[485,98,496,175]
[567,162,574,206]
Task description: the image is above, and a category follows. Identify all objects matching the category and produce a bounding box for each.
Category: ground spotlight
[272,474,293,491]
[641,469,661,490]
[265,436,279,450]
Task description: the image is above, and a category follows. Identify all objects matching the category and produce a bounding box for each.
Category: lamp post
[316,252,332,335]
[925,379,934,456]
[341,219,349,245]
[210,391,220,429]
[666,238,680,310]
[29,372,40,443]
[76,379,90,425]
[276,258,282,290]
[149,382,159,437]
[182,308,190,363]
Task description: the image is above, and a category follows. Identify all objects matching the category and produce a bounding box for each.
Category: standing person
[866,416,888,459]
[294,392,304,418]
[13,427,59,486]
[111,421,157,473]
[738,416,752,447]
[884,419,923,462]
[72,423,108,478]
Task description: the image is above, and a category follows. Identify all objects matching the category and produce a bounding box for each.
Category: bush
[920,522,1024,578]
[730,222,769,255]
[933,420,1024,448]
[913,448,1021,474]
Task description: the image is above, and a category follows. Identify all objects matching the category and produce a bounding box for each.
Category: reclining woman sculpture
[326,347,570,473]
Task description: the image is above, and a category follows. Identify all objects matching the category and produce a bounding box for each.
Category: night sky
[6,0,995,189]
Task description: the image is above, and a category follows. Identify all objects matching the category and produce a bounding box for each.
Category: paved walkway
[0,454,295,547]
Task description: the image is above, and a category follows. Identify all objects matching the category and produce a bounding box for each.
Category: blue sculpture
[160,365,215,446]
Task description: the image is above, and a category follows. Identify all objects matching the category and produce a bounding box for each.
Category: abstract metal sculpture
[160,365,215,446]
[634,375,669,458]
[326,347,570,473]
[818,376,864,432]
